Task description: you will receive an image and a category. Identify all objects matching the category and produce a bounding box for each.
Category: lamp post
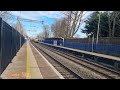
[96,12,101,44]
[91,32,94,52]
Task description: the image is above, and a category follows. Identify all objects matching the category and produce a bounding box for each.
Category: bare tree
[51,11,85,38]
[107,11,112,37]
[44,25,50,38]
[0,11,13,22]
[39,25,50,39]
[0,11,7,18]
[50,11,88,38]
[112,11,118,37]
[62,11,85,38]
[51,18,68,38]
[107,11,120,37]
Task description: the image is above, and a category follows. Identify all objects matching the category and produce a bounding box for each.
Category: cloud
[10,11,64,20]
[10,11,93,38]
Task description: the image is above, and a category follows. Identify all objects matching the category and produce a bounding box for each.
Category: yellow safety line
[26,42,31,79]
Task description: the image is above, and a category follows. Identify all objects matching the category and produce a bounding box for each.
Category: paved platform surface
[1,41,64,79]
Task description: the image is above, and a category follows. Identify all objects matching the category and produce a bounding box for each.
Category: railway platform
[40,42,120,71]
[0,41,64,79]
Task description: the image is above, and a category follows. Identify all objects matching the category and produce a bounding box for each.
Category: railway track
[38,42,120,79]
[31,42,83,79]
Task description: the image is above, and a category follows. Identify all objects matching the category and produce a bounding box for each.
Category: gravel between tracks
[38,44,107,79]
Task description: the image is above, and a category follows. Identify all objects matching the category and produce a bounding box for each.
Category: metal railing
[0,17,25,74]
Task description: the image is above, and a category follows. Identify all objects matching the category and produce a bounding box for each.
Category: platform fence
[0,17,25,74]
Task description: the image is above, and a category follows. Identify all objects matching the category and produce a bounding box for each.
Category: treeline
[38,11,120,39]
[82,11,120,38]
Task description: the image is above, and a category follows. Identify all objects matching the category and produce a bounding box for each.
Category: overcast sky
[10,11,92,38]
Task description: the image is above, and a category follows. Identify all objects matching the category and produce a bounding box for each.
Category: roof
[44,38,63,40]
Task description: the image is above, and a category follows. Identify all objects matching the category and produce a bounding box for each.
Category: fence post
[0,18,2,75]
[0,18,3,75]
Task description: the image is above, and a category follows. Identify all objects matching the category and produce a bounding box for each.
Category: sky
[10,11,92,38]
